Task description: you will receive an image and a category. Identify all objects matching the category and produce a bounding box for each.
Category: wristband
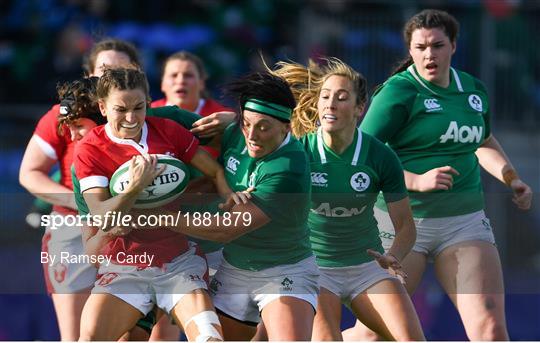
[502,169,519,187]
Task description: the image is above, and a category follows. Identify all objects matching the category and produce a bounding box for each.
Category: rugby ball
[109,154,190,209]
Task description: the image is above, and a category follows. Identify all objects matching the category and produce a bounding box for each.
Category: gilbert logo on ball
[109,154,190,208]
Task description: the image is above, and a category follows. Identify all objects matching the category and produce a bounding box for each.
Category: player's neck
[177,98,201,113]
[322,127,355,155]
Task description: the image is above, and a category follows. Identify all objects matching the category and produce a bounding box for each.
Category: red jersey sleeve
[74,137,110,193]
[150,98,167,108]
[159,118,200,163]
[33,104,68,160]
[199,98,233,117]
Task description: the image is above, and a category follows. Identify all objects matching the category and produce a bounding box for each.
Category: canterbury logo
[424,98,442,112]
[311,172,328,186]
[226,157,240,174]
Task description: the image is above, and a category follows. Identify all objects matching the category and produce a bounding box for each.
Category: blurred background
[1,0,539,340]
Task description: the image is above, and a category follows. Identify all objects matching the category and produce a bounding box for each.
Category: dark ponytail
[390,56,414,77]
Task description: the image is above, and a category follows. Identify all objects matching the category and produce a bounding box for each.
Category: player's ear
[355,103,364,121]
[282,121,291,134]
[98,100,107,117]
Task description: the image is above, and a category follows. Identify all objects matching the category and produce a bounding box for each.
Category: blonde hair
[267,57,367,138]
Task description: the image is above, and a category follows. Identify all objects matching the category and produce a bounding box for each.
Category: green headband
[244,98,292,121]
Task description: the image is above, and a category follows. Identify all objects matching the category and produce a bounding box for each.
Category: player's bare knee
[78,323,97,341]
[477,317,508,341]
[396,331,426,341]
[78,330,97,341]
[342,327,380,341]
[466,313,508,341]
[79,321,117,341]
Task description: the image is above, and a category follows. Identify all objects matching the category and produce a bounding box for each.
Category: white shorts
[42,213,97,293]
[92,245,208,315]
[210,255,319,325]
[318,261,396,306]
[376,207,496,261]
[205,249,223,277]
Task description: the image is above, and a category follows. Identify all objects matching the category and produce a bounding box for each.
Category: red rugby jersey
[33,104,77,215]
[150,97,232,117]
[74,116,199,267]
[151,98,232,158]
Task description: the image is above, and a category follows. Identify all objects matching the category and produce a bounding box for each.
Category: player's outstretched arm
[19,137,77,209]
[476,135,532,210]
[190,111,237,138]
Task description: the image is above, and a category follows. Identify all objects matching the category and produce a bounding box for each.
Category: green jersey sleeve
[473,79,491,139]
[147,106,211,145]
[361,77,417,142]
[71,165,89,216]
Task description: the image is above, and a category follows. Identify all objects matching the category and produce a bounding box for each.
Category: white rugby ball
[109,154,190,209]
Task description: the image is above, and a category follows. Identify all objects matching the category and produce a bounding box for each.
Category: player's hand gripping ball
[109,154,190,208]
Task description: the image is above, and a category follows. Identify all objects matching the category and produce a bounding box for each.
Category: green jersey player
[354,9,532,341]
[163,72,319,341]
[269,58,425,341]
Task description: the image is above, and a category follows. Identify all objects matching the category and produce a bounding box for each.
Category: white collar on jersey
[166,98,206,115]
[240,132,291,156]
[317,127,362,166]
[105,122,149,154]
[407,65,464,95]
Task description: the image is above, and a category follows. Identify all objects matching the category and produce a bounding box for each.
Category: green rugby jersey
[361,66,491,218]
[72,165,88,216]
[219,124,312,271]
[301,128,407,267]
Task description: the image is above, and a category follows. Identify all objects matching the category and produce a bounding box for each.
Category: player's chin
[119,128,142,139]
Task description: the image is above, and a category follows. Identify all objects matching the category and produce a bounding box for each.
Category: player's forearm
[190,150,233,199]
[20,170,76,209]
[171,212,249,243]
[403,170,422,192]
[387,219,415,262]
[386,197,416,261]
[83,188,140,227]
[160,203,266,243]
[211,168,233,200]
[476,135,516,185]
[174,220,241,243]
[83,227,112,257]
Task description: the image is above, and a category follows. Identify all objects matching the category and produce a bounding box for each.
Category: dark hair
[391,9,460,76]
[161,50,209,99]
[57,77,105,133]
[96,67,150,102]
[225,72,296,125]
[83,38,141,76]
